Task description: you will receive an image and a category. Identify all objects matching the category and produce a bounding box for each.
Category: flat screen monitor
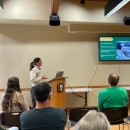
[99,36,130,61]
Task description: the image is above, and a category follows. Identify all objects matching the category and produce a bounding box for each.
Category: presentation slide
[99,37,130,61]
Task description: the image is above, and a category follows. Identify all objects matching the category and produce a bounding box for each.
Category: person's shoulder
[31,66,37,71]
[51,107,65,113]
[118,87,127,92]
[21,109,30,114]
[99,88,109,94]
[14,91,20,94]
[56,108,65,112]
[53,108,66,117]
[118,86,125,90]
[14,91,24,97]
[98,88,110,97]
[21,109,34,117]
[14,91,21,96]
[31,67,41,74]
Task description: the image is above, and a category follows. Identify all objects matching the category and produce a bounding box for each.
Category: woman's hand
[42,75,48,79]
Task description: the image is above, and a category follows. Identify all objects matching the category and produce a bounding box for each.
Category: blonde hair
[73,110,111,130]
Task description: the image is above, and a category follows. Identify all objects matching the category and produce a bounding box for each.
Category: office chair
[68,107,98,130]
[102,107,129,130]
[0,112,21,129]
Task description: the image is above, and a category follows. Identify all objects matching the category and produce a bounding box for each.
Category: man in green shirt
[98,73,128,111]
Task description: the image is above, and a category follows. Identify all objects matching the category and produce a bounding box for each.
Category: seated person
[98,73,128,111]
[1,77,30,112]
[73,110,111,130]
[20,82,66,130]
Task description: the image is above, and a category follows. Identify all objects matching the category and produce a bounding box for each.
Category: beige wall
[0,24,130,107]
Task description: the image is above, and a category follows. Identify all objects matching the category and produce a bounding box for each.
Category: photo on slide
[116,41,130,60]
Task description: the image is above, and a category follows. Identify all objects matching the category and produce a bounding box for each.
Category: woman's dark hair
[30,57,41,71]
[1,77,21,111]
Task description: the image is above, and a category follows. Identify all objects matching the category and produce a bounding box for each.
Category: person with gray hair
[73,110,111,130]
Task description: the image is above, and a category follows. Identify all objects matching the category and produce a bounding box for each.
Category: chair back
[69,107,98,122]
[102,107,128,123]
[0,112,21,127]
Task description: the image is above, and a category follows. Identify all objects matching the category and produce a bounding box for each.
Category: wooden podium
[49,77,67,109]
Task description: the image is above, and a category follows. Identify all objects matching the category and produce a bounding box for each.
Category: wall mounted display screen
[99,36,130,61]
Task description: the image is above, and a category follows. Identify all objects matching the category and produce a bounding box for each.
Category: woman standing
[30,57,47,108]
[1,77,29,112]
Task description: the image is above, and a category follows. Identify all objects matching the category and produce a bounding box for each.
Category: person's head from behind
[73,110,111,130]
[2,77,21,111]
[108,73,119,86]
[34,82,52,104]
[30,57,42,70]
[7,76,21,92]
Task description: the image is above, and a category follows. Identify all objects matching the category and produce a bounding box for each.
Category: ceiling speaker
[49,14,60,26]
[123,17,130,25]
